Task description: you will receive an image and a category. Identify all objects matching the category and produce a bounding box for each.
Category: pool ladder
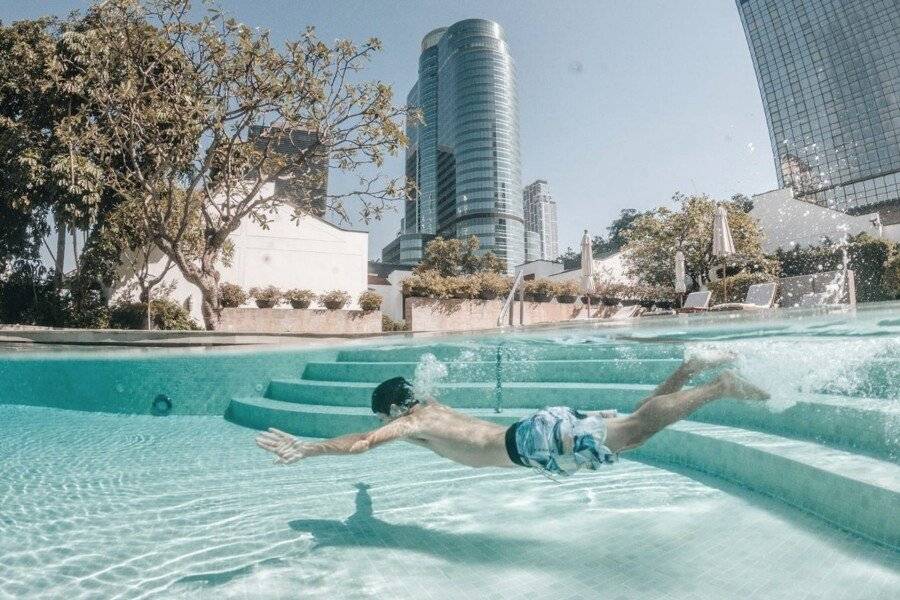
[497,270,525,327]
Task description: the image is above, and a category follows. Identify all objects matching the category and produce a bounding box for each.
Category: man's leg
[635,350,736,410]
[605,371,768,453]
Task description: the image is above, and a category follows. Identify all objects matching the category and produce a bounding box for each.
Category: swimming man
[255,355,769,476]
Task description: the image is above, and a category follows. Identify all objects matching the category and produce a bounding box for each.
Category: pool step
[302,359,685,385]
[264,379,898,460]
[267,378,655,410]
[226,397,900,549]
[336,342,683,363]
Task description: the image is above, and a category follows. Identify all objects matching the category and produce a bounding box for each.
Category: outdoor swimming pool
[1,304,898,599]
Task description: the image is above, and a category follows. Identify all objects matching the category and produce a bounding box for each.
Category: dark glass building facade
[737,0,900,215]
[384,19,524,270]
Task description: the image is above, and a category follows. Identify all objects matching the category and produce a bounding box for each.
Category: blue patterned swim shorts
[505,406,617,476]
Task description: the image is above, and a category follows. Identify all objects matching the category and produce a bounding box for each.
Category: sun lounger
[608,304,642,320]
[678,291,711,313]
[709,282,776,311]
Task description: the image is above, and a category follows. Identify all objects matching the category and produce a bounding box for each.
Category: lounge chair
[608,304,642,320]
[709,282,777,311]
[678,291,711,313]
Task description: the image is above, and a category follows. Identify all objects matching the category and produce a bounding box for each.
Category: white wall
[372,269,412,321]
[750,188,899,252]
[114,186,369,324]
[515,260,565,278]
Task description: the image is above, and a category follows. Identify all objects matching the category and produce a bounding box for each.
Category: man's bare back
[256,356,768,476]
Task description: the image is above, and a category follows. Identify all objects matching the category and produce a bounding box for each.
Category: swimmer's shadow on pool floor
[288,483,566,566]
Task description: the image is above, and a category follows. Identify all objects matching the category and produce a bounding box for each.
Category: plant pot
[621,299,639,307]
[290,300,311,309]
[255,299,277,308]
[654,300,675,310]
[557,294,577,304]
[323,300,346,310]
[638,299,655,309]
[527,293,552,302]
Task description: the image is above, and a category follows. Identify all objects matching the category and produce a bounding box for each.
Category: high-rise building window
[523,179,559,261]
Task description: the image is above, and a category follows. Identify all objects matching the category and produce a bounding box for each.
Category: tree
[623,193,769,289]
[416,236,505,276]
[51,0,412,329]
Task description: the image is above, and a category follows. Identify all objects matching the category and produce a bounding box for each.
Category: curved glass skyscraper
[737,0,900,216]
[384,19,523,270]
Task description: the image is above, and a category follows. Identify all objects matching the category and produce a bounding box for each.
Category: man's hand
[256,428,313,464]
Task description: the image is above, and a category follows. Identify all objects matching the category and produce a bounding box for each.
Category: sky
[3,0,778,258]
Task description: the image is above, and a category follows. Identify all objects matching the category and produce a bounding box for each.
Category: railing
[497,270,525,327]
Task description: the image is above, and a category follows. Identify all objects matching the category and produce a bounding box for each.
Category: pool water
[2,405,897,600]
[1,303,899,598]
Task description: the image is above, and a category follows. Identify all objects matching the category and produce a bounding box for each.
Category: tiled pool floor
[1,405,897,599]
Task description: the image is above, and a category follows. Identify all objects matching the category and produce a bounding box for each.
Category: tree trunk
[199,284,220,331]
[54,221,66,286]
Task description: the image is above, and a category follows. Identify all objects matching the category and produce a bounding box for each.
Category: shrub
[884,254,900,299]
[401,269,446,298]
[473,271,511,300]
[284,288,315,309]
[358,290,383,311]
[708,272,774,304]
[249,286,281,308]
[444,275,479,299]
[553,280,581,303]
[524,278,556,302]
[594,281,625,305]
[382,314,409,331]
[109,298,199,330]
[219,282,248,308]
[320,290,350,309]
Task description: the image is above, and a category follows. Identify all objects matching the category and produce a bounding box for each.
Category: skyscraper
[383,19,524,270]
[523,179,559,261]
[737,0,900,217]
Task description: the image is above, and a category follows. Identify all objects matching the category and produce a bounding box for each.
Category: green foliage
[381,314,408,332]
[772,233,897,303]
[623,193,769,289]
[401,270,446,298]
[553,280,581,302]
[416,236,505,276]
[443,275,479,299]
[320,290,350,309]
[109,298,199,330]
[707,272,775,304]
[472,271,512,300]
[358,290,383,311]
[524,278,556,302]
[219,283,248,308]
[883,254,900,299]
[249,286,281,307]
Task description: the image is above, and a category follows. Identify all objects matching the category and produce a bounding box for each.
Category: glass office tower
[737,0,900,215]
[384,19,524,271]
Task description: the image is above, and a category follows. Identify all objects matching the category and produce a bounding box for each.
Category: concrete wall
[404,297,595,331]
[751,188,900,252]
[515,260,565,278]
[218,308,381,334]
[113,185,369,324]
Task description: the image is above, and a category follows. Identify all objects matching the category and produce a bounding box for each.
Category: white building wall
[750,188,900,252]
[114,187,369,323]
[370,269,412,321]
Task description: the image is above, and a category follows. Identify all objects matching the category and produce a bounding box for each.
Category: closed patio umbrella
[674,250,687,295]
[712,205,736,299]
[581,230,594,317]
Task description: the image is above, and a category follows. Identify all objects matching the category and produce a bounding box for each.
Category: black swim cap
[371,376,414,415]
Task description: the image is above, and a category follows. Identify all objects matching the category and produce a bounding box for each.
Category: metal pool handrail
[498,270,525,327]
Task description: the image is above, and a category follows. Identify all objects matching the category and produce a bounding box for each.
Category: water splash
[413,353,448,401]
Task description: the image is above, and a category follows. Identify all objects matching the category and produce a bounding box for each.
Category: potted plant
[401,270,447,299]
[284,289,315,309]
[219,282,248,308]
[249,286,281,308]
[595,281,623,306]
[320,290,350,310]
[524,278,555,302]
[637,285,657,309]
[619,284,641,307]
[554,280,581,304]
[358,290,383,312]
[474,272,511,300]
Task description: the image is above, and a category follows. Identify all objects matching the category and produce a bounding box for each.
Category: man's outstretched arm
[256,420,415,464]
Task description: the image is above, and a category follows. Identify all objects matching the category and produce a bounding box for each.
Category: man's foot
[716,370,770,401]
[683,349,736,375]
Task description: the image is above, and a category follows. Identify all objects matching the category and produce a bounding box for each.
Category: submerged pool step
[336,342,683,363]
[266,379,654,410]
[302,359,684,385]
[264,379,898,460]
[225,397,900,549]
